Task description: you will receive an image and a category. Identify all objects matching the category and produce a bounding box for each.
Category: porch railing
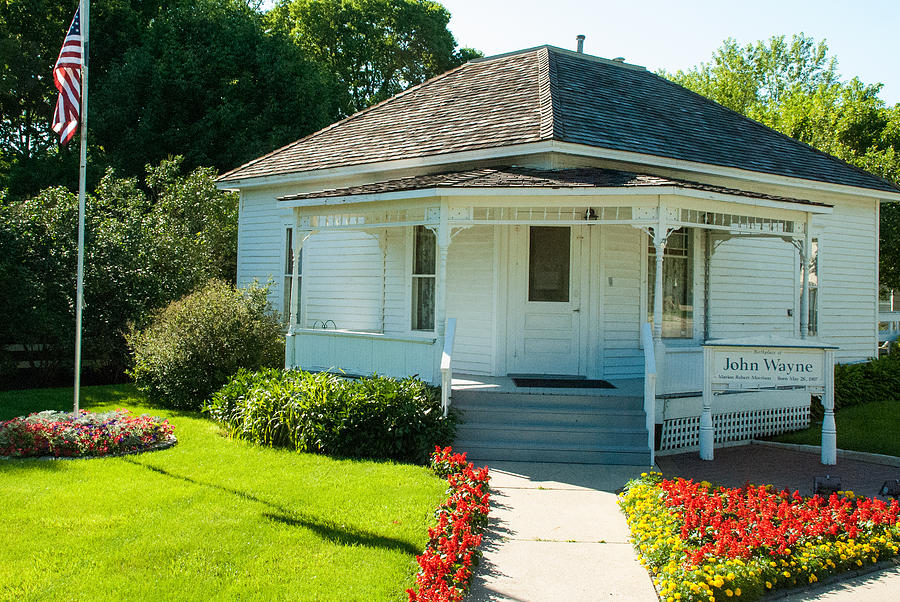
[285,328,441,382]
[440,318,457,417]
[641,322,656,466]
[879,311,900,345]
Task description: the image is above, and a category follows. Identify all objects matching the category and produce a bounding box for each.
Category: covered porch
[278,167,831,462]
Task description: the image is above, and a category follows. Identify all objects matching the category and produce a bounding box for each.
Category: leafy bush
[0,158,238,385]
[205,368,457,463]
[127,280,284,410]
[809,342,900,419]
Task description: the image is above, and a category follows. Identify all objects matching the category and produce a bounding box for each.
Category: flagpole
[73,0,89,418]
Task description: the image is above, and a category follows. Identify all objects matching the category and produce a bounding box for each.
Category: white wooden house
[218,46,900,463]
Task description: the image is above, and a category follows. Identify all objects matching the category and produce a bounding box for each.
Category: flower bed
[0,410,175,458]
[408,446,491,602]
[619,472,900,601]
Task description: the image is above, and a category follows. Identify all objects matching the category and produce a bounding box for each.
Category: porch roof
[277,166,831,209]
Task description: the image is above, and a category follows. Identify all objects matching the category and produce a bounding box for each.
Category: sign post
[701,337,838,464]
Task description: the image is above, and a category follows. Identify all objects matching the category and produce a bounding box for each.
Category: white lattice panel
[659,405,810,452]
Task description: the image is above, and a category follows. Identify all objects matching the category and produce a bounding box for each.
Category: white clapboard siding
[383,228,408,334]
[445,226,495,375]
[707,235,795,338]
[304,231,383,331]
[602,225,644,378]
[814,198,878,361]
[236,190,294,309]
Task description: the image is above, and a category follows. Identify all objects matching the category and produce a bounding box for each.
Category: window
[808,238,818,336]
[528,226,570,302]
[647,228,694,338]
[412,226,435,330]
[283,228,302,324]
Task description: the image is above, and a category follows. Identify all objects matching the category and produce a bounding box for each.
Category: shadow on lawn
[121,457,421,556]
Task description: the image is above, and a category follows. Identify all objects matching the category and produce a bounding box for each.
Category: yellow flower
[734,588,741,597]
[766,582,772,589]
[725,590,733,597]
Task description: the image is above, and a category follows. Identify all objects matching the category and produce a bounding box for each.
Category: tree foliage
[0,0,340,199]
[665,34,900,290]
[268,0,480,115]
[0,157,237,383]
[93,0,340,178]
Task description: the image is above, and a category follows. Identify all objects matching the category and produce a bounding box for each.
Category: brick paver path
[656,443,899,498]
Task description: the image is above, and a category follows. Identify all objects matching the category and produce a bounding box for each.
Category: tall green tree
[1,0,340,200]
[268,0,480,115]
[0,157,237,382]
[665,34,900,290]
[94,0,340,178]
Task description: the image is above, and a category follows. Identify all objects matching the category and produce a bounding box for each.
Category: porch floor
[451,373,644,397]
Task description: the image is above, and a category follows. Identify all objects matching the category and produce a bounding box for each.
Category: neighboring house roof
[277,166,830,208]
[220,46,899,194]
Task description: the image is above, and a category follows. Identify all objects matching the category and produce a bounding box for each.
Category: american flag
[52,8,83,145]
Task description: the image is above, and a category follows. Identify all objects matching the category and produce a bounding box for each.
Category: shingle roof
[277,166,829,208]
[221,46,899,194]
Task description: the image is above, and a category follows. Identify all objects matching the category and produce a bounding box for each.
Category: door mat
[511,378,615,389]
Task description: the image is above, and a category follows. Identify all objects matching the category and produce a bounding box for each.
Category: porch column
[652,205,668,402]
[289,216,314,331]
[653,237,665,343]
[799,213,812,339]
[652,204,668,344]
[434,206,450,337]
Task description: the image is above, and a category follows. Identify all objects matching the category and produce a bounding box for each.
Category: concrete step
[454,441,652,465]
[451,391,643,412]
[455,424,649,447]
[456,406,646,428]
[449,389,651,465]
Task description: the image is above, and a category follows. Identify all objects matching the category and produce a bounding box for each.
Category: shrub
[807,342,900,419]
[205,368,457,463]
[127,280,284,410]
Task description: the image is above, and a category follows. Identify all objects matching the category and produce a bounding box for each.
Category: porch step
[450,390,651,465]
[453,441,652,465]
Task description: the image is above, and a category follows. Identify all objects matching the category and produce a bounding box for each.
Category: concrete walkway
[466,462,657,601]
[465,448,900,601]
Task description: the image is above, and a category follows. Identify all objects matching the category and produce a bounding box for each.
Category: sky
[439,0,900,105]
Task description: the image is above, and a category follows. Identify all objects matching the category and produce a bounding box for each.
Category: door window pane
[529,226,570,302]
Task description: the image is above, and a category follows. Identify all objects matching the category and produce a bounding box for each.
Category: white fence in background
[879,311,900,345]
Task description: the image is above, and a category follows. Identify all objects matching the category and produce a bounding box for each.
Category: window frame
[410,225,436,331]
[283,226,303,325]
[646,227,696,340]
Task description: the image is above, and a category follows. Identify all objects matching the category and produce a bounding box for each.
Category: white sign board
[711,347,825,391]
[701,336,838,465]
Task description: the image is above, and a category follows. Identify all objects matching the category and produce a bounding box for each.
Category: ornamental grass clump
[205,368,457,463]
[408,446,491,602]
[619,472,900,601]
[0,409,174,458]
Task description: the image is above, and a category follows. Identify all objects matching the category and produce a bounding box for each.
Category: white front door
[507,225,585,375]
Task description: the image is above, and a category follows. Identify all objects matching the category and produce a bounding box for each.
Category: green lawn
[771,400,900,457]
[0,385,445,601]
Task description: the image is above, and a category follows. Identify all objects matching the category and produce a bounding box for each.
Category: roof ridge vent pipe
[612,56,626,63]
[576,34,585,53]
